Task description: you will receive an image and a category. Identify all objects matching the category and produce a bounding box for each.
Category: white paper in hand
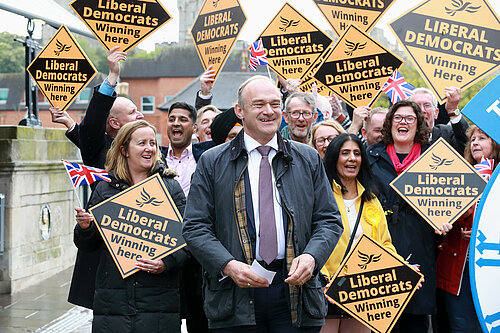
[251,260,276,285]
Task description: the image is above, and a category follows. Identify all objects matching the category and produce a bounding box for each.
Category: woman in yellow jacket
[320,133,400,333]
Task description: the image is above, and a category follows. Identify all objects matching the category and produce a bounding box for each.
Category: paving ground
[0,267,187,332]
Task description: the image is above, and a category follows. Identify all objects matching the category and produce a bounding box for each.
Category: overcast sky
[1,0,499,52]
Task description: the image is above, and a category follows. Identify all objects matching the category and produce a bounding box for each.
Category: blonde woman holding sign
[74,120,188,333]
[321,133,400,333]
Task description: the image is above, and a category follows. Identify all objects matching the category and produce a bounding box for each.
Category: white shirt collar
[167,143,193,157]
[243,133,278,153]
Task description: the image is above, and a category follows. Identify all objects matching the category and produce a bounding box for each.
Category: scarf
[387,143,421,175]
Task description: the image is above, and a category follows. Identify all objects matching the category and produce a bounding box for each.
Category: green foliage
[76,37,109,73]
[0,31,25,73]
[73,38,171,72]
[127,47,159,59]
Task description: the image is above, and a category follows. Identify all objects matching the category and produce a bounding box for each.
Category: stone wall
[0,126,81,293]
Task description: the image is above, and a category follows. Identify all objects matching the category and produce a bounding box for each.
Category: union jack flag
[62,160,111,188]
[474,157,495,181]
[249,40,269,71]
[381,70,414,105]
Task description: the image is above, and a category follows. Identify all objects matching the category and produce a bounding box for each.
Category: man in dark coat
[409,87,468,155]
[182,76,343,331]
[162,101,213,333]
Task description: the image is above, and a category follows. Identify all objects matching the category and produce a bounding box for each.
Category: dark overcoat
[367,141,438,315]
[74,165,188,333]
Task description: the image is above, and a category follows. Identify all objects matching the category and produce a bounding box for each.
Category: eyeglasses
[315,135,336,146]
[288,111,314,119]
[421,103,436,111]
[393,114,416,124]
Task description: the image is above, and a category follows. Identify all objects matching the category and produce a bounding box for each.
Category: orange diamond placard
[27,25,97,111]
[191,0,246,80]
[390,138,487,233]
[312,0,397,37]
[389,0,500,103]
[256,2,334,82]
[71,0,172,52]
[298,45,334,96]
[89,174,186,278]
[326,234,423,333]
[314,24,404,108]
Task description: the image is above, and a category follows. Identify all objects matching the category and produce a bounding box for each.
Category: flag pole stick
[62,160,83,208]
[72,187,83,208]
[266,65,272,80]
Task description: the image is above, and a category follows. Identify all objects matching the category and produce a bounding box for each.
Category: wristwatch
[448,108,460,117]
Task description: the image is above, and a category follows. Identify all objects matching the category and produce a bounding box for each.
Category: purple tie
[256,146,277,265]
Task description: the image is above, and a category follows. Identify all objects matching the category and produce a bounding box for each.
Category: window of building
[0,88,9,104]
[164,95,173,103]
[141,96,155,113]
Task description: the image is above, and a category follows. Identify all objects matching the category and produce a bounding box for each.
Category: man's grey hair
[284,92,317,113]
[411,87,438,108]
[363,107,388,129]
[196,105,221,124]
[237,75,278,109]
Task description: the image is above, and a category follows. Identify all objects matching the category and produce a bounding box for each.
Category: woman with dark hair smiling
[367,100,450,333]
[320,133,401,333]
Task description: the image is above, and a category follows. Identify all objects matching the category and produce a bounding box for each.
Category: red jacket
[436,207,474,295]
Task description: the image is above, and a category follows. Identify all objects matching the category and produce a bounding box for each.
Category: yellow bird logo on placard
[344,40,366,56]
[445,0,481,16]
[358,251,381,270]
[54,39,72,56]
[212,0,220,8]
[279,17,300,32]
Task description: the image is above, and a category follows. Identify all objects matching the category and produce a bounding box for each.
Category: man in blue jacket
[182,76,342,332]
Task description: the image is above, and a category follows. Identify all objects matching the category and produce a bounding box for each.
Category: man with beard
[281,92,318,144]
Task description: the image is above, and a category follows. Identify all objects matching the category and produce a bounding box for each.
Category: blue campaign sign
[470,165,500,333]
[462,75,500,145]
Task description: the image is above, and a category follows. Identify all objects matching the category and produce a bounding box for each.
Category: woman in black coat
[74,120,188,333]
[367,100,450,333]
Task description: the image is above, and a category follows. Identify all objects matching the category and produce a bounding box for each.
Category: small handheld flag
[249,40,269,71]
[475,157,494,182]
[473,157,494,217]
[62,160,110,206]
[63,160,111,188]
[382,70,414,105]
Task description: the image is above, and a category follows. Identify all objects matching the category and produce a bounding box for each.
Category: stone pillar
[0,126,81,293]
[178,0,203,46]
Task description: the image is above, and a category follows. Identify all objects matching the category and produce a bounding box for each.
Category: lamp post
[14,19,42,126]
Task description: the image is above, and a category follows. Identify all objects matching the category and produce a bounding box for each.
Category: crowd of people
[51,46,495,333]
